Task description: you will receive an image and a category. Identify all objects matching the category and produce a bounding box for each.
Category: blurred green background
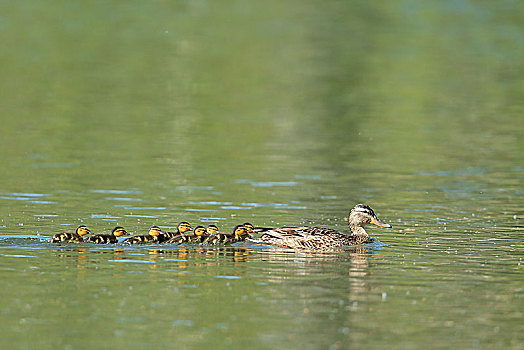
[0,1,522,349]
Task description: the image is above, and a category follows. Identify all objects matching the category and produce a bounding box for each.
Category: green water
[0,1,523,349]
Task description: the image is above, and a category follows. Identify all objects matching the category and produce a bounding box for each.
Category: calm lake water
[1,1,523,349]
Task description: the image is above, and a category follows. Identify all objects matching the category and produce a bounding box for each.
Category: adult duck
[249,204,391,250]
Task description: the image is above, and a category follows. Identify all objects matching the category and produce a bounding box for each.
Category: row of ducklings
[50,222,256,245]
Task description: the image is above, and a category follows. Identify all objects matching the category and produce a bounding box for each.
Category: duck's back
[123,235,157,244]
[251,226,355,249]
[50,232,83,243]
[86,234,117,244]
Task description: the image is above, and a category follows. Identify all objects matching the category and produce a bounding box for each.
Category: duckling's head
[242,223,255,232]
[76,225,92,236]
[194,226,207,236]
[206,225,219,235]
[112,226,129,237]
[178,222,193,233]
[148,226,163,236]
[348,204,391,230]
[233,224,248,237]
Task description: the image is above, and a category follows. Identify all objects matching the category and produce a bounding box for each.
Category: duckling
[206,224,219,235]
[50,225,92,243]
[242,222,275,233]
[243,222,255,232]
[164,225,208,244]
[158,222,193,243]
[249,204,392,250]
[122,226,163,244]
[204,224,252,245]
[85,226,130,244]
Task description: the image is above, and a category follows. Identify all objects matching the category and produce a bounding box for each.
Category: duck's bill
[371,218,392,228]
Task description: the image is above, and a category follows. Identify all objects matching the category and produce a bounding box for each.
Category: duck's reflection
[147,246,252,264]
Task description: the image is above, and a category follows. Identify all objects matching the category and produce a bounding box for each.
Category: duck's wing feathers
[50,232,82,243]
[86,234,116,244]
[250,226,349,249]
[258,226,341,239]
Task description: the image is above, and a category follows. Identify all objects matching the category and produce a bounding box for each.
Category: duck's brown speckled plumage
[50,225,92,243]
[249,204,391,250]
[85,226,129,244]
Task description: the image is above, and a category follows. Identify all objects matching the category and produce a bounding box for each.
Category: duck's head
[194,226,207,236]
[242,223,255,232]
[112,226,129,237]
[148,226,163,237]
[233,224,248,237]
[76,225,92,236]
[178,222,193,234]
[348,204,391,230]
[206,225,219,235]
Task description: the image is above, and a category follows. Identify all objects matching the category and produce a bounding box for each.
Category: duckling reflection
[147,247,252,264]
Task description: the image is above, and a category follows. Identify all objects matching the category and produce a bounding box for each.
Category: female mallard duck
[123,226,163,244]
[164,225,208,244]
[249,204,392,250]
[85,226,130,244]
[50,225,92,243]
[204,224,252,245]
[158,222,193,243]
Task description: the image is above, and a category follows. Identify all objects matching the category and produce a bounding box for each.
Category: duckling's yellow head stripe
[194,227,206,236]
[178,223,192,233]
[149,227,162,236]
[114,228,128,236]
[77,226,91,236]
[207,226,218,234]
[234,227,246,236]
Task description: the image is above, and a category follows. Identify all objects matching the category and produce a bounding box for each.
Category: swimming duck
[204,224,252,245]
[243,222,255,232]
[50,225,92,243]
[123,226,163,244]
[206,224,219,235]
[85,226,130,244]
[249,204,392,250]
[164,225,208,244]
[158,222,193,243]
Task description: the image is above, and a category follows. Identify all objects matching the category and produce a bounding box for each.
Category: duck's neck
[349,224,369,242]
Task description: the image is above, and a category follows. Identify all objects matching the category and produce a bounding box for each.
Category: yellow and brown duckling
[157,222,193,243]
[50,225,92,243]
[249,204,392,250]
[164,225,209,244]
[243,222,255,233]
[85,226,130,244]
[123,226,163,244]
[204,224,252,245]
[206,224,219,235]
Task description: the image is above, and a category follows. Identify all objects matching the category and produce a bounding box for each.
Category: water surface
[0,1,522,349]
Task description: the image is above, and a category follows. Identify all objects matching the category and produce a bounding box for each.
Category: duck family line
[50,204,392,250]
